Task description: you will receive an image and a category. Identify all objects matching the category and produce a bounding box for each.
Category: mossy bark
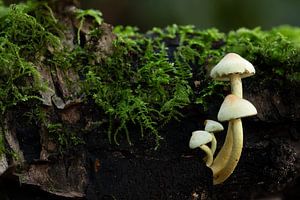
[0,0,300,200]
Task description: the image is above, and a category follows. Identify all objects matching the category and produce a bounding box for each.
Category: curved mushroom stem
[210,133,217,156]
[230,74,242,98]
[200,144,214,167]
[203,133,217,162]
[213,118,243,184]
[210,121,233,175]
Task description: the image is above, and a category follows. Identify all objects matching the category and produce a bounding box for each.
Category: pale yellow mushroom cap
[217,94,257,122]
[189,131,212,149]
[210,53,255,81]
[204,120,224,133]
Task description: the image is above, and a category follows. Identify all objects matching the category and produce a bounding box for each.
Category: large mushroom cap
[189,131,212,149]
[218,94,257,122]
[204,120,224,133]
[210,53,255,81]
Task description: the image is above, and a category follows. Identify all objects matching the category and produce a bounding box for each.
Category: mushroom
[213,94,257,184]
[189,130,214,167]
[210,53,255,98]
[209,53,256,183]
[204,119,224,155]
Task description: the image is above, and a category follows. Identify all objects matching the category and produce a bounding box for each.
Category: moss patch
[226,27,300,82]
[0,1,300,151]
[0,1,62,117]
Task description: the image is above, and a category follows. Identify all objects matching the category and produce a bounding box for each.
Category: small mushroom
[189,130,214,167]
[213,94,257,184]
[210,52,255,98]
[204,119,224,155]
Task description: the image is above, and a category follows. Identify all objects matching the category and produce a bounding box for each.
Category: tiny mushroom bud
[189,130,214,167]
[204,120,224,155]
[213,94,257,184]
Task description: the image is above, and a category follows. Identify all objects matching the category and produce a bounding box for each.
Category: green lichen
[0,0,300,151]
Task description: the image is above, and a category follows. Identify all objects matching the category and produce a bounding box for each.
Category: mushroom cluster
[189,53,257,185]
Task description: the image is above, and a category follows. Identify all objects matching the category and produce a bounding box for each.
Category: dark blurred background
[4,0,300,32]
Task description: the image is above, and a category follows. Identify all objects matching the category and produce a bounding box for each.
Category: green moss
[0,1,63,154]
[272,25,300,48]
[0,37,43,115]
[75,8,103,45]
[0,0,8,18]
[0,1,64,117]
[0,4,60,59]
[1,0,300,151]
[47,123,84,153]
[226,27,300,81]
[83,25,193,147]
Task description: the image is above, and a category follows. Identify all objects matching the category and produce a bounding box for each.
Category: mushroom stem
[203,133,216,162]
[213,118,243,184]
[230,74,243,98]
[210,133,217,156]
[200,144,214,167]
[210,121,233,174]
